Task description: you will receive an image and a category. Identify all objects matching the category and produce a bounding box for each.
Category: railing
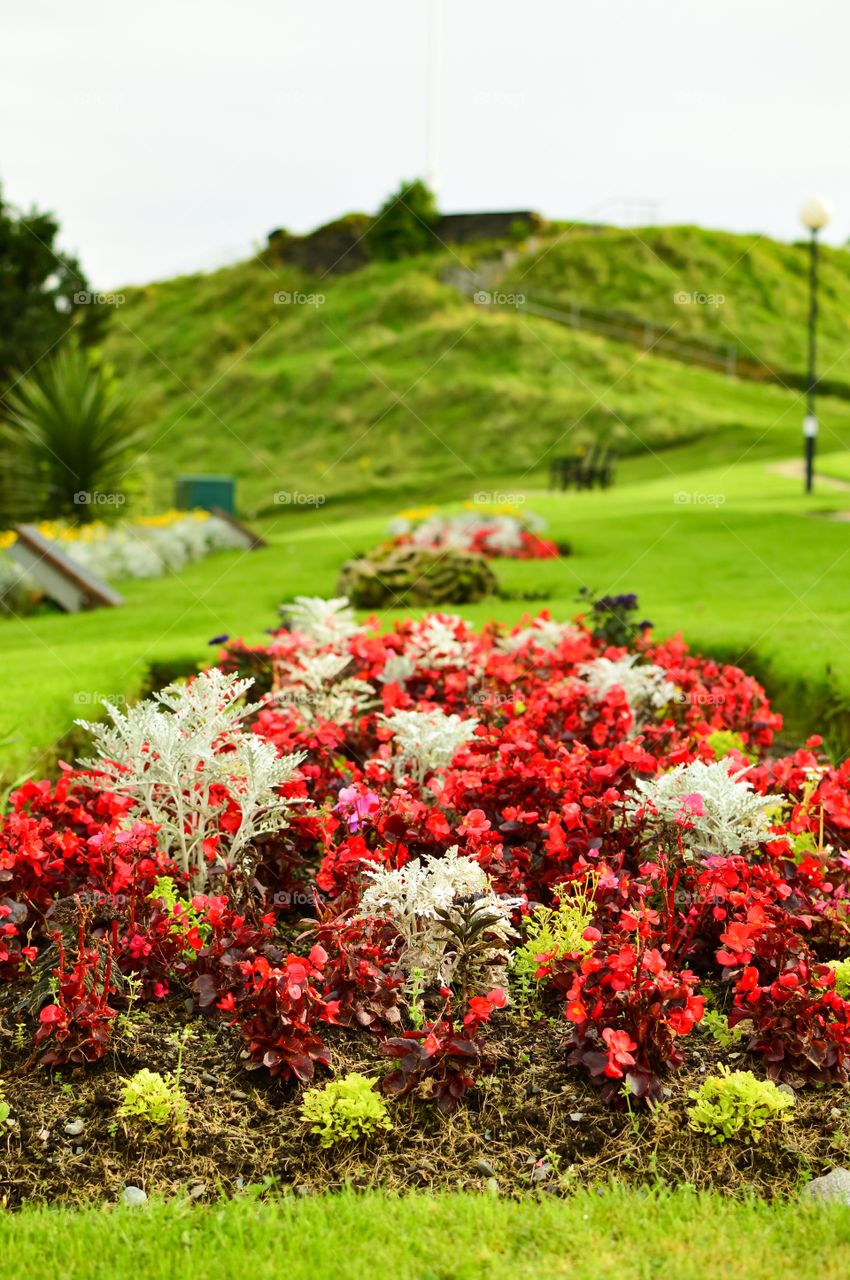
[442,265,850,399]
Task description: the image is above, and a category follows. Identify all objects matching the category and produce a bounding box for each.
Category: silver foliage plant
[625,759,785,857]
[379,708,480,785]
[275,651,375,725]
[359,846,519,990]
[578,654,678,725]
[280,595,363,649]
[77,669,304,891]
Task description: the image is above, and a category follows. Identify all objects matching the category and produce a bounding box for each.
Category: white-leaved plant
[359,846,519,989]
[578,654,677,724]
[280,596,363,648]
[499,618,585,653]
[625,759,785,858]
[275,651,375,725]
[380,708,479,785]
[77,669,304,891]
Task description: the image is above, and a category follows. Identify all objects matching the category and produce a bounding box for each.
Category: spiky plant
[2,347,141,521]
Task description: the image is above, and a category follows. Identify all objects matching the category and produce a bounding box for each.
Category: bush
[337,545,499,608]
[688,1066,794,1144]
[116,1068,188,1137]
[300,1072,392,1147]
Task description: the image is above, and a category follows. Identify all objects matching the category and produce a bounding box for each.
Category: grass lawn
[4,454,850,782]
[2,1188,849,1280]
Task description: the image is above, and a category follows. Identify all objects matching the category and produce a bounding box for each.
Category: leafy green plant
[688,1066,794,1144]
[827,958,850,999]
[698,1008,748,1050]
[365,179,439,261]
[705,730,747,760]
[300,1072,392,1148]
[116,1067,188,1138]
[0,1079,9,1125]
[513,877,597,995]
[2,347,141,521]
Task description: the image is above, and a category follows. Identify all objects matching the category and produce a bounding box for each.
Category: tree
[2,347,142,522]
[365,180,440,261]
[0,186,101,390]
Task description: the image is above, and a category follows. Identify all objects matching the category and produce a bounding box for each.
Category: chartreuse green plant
[300,1072,392,1148]
[705,730,747,761]
[512,876,597,995]
[116,1067,188,1139]
[0,1078,9,1124]
[698,1008,748,1050]
[688,1066,794,1144]
[828,959,850,999]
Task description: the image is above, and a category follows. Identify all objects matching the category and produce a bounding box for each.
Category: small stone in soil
[473,1158,496,1177]
[64,1118,85,1137]
[122,1186,148,1206]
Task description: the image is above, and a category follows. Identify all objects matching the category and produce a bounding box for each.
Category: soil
[2,997,848,1207]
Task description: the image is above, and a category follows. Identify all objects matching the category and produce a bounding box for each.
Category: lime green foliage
[0,1078,9,1124]
[828,959,850,1000]
[116,1068,188,1137]
[688,1066,794,1144]
[699,1009,748,1050]
[150,876,207,948]
[2,1188,850,1280]
[300,1073,392,1148]
[706,730,747,761]
[513,878,596,991]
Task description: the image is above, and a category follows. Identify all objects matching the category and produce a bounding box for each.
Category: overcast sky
[3,0,849,288]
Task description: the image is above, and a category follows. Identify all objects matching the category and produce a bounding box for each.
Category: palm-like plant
[1,347,142,521]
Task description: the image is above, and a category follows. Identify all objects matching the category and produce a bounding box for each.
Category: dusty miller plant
[578,654,678,724]
[625,759,784,857]
[359,846,519,992]
[78,669,304,891]
[379,708,479,785]
[279,595,363,648]
[275,651,374,725]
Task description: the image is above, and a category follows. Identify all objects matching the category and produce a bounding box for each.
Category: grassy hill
[501,223,850,384]
[100,224,850,519]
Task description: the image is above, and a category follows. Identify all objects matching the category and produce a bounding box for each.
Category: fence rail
[442,266,850,400]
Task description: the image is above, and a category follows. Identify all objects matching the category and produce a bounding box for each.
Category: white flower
[578,654,677,723]
[280,596,363,648]
[77,669,304,890]
[624,759,784,857]
[380,708,479,784]
[402,614,477,671]
[359,847,519,988]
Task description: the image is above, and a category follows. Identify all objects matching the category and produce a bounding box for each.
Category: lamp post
[800,196,833,493]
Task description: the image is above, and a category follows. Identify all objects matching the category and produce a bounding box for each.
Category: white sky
[2,0,848,288]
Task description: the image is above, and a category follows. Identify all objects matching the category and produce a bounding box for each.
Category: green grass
[1,1188,849,1280]
[5,455,850,781]
[98,230,850,518]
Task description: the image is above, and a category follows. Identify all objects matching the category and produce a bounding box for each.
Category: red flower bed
[3,596,850,1112]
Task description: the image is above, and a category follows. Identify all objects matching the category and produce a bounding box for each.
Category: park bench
[549,446,617,491]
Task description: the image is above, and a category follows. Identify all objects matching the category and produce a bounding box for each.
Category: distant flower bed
[0,510,245,615]
[387,504,559,560]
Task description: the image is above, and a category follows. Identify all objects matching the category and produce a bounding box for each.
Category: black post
[804,227,819,494]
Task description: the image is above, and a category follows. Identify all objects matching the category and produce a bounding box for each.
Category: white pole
[426,0,440,195]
